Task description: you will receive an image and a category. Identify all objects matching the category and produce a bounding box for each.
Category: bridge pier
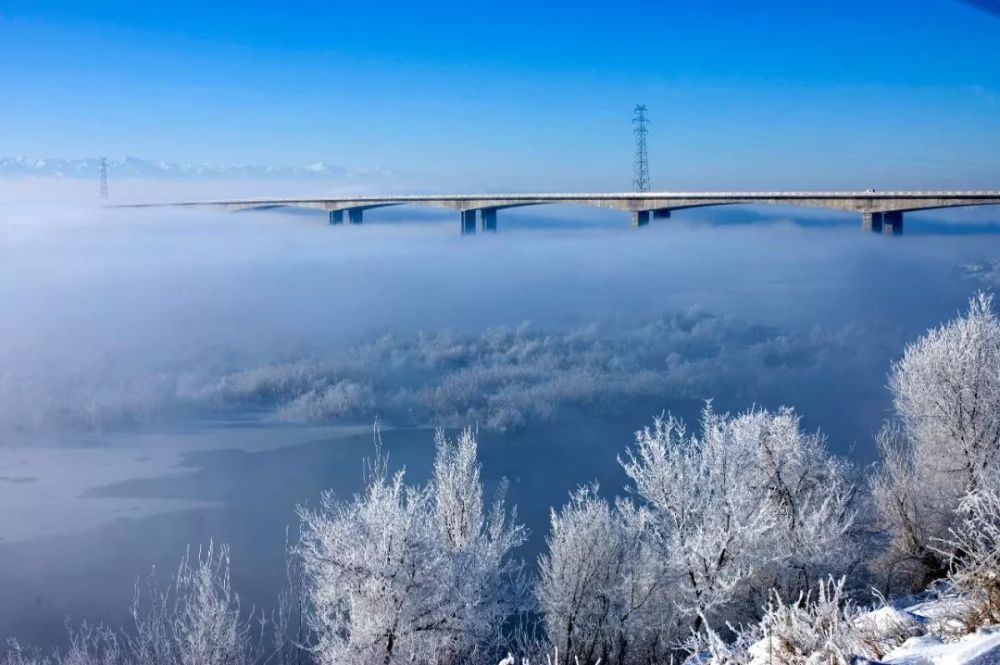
[652,209,671,219]
[631,210,650,227]
[883,211,904,235]
[480,208,498,232]
[461,210,478,234]
[862,212,884,232]
[348,208,364,224]
[329,210,344,225]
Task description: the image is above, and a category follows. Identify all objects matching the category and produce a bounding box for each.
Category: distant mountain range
[0,157,394,180]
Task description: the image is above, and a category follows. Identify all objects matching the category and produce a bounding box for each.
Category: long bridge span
[116,191,1000,235]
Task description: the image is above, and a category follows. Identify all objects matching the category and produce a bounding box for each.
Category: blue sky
[1,0,998,189]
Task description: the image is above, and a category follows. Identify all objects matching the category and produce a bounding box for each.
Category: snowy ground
[856,599,999,665]
[882,630,1000,665]
[867,597,1000,665]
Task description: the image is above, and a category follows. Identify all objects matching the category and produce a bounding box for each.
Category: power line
[633,105,650,193]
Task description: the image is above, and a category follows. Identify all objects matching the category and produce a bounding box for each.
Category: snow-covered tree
[433,428,484,549]
[59,625,124,665]
[938,482,1000,634]
[536,487,671,665]
[128,542,258,665]
[872,292,1000,590]
[297,427,525,665]
[2,624,124,665]
[731,407,859,598]
[430,428,528,661]
[536,404,856,663]
[621,404,857,631]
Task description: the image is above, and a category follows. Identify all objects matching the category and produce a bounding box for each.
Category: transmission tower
[99,157,109,199]
[632,105,650,193]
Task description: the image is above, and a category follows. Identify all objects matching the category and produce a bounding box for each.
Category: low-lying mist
[2,201,997,449]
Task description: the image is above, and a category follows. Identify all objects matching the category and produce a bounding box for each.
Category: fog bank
[2,201,998,453]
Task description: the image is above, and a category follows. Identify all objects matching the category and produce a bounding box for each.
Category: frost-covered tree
[298,463,442,664]
[536,404,856,663]
[732,407,859,597]
[128,542,259,665]
[937,482,1000,634]
[872,292,1000,591]
[2,624,124,665]
[433,428,484,549]
[536,487,672,665]
[621,404,857,630]
[1,544,265,665]
[297,427,525,665]
[891,292,1000,490]
[59,625,124,665]
[430,428,528,661]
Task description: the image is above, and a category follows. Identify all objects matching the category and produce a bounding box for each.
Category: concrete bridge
[117,191,1000,235]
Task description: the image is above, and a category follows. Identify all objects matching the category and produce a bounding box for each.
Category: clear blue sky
[1,0,998,189]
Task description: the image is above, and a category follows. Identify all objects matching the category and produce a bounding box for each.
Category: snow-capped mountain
[0,156,393,180]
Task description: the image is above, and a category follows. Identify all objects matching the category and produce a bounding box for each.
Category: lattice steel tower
[632,105,650,193]
[99,157,109,199]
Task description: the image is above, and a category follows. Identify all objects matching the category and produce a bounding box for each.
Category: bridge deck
[111,191,1000,234]
[114,191,1000,211]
